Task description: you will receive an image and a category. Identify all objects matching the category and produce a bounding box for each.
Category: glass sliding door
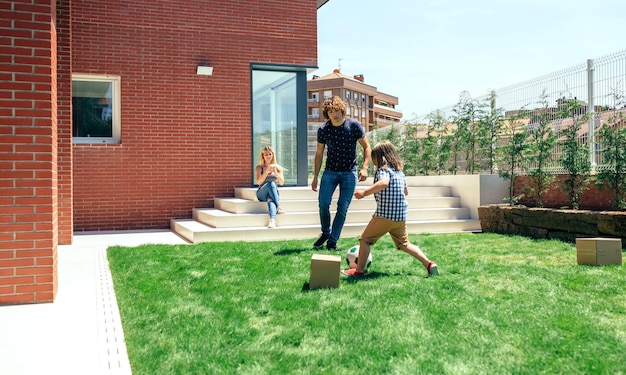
[252,69,300,185]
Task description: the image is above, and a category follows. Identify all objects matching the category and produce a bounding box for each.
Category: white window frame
[72,74,121,144]
[323,90,332,99]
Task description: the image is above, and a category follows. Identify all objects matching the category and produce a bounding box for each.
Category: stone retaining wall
[478,205,626,247]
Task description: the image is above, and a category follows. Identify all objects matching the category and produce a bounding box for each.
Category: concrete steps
[171,183,482,243]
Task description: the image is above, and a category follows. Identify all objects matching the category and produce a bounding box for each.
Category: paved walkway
[0,230,188,375]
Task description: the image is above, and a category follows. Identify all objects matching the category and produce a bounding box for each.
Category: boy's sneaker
[277,206,285,214]
[313,233,329,248]
[341,268,365,277]
[427,262,439,277]
[267,219,276,229]
[326,240,337,251]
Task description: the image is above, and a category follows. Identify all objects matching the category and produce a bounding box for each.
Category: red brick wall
[515,175,615,210]
[69,0,318,231]
[56,0,72,244]
[0,0,58,304]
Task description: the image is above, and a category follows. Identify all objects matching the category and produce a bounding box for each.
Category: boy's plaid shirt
[373,167,407,222]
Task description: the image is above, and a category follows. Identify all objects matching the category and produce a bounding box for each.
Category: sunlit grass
[108,233,626,375]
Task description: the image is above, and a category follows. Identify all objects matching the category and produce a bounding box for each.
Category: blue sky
[313,0,626,120]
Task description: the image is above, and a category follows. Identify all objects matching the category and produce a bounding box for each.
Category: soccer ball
[346,245,372,269]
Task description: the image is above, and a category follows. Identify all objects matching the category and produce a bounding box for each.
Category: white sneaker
[427,262,439,277]
[267,219,276,228]
[277,206,285,214]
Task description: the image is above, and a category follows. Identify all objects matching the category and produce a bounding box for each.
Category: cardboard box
[309,254,341,289]
[576,237,622,266]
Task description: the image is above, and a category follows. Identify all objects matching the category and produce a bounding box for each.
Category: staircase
[171,181,482,243]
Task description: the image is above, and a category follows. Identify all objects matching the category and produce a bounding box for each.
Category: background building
[306,69,401,164]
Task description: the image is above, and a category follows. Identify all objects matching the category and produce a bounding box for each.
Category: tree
[497,111,529,205]
[596,111,626,210]
[558,97,591,209]
[523,93,558,207]
[426,110,453,175]
[479,91,505,174]
[417,124,439,175]
[449,92,472,174]
[402,121,422,176]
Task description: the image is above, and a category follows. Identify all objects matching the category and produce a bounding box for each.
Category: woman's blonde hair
[371,140,404,170]
[322,95,346,119]
[258,146,277,166]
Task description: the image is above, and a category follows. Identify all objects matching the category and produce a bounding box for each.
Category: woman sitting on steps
[255,146,285,228]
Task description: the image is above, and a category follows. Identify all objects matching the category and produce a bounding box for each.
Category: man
[311,96,371,250]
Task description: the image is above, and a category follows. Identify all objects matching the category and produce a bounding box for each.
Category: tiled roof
[315,69,356,81]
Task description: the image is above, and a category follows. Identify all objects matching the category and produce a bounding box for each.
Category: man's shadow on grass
[301,271,389,291]
[274,248,310,256]
[274,247,347,256]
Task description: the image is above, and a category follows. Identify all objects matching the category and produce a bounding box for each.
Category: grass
[107,233,626,375]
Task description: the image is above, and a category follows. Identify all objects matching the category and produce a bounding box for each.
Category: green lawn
[107,233,626,375]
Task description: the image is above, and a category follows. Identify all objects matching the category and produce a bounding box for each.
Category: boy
[341,140,439,277]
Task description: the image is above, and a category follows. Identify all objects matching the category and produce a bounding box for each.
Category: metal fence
[420,48,626,174]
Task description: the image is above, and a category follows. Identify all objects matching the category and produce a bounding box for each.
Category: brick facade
[56,0,72,244]
[70,0,318,232]
[0,0,59,304]
[0,0,319,304]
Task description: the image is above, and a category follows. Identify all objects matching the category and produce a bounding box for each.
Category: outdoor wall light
[196,65,214,76]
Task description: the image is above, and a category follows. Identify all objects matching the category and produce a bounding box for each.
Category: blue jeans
[318,170,357,243]
[256,181,280,219]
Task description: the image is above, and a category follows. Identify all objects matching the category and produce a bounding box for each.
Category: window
[252,69,298,185]
[346,106,351,115]
[345,91,350,99]
[309,107,319,118]
[323,90,332,99]
[72,74,121,144]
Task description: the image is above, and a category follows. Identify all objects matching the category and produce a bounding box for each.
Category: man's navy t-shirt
[317,117,366,172]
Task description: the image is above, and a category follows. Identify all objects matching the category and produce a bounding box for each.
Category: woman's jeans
[318,170,357,243]
[256,181,280,219]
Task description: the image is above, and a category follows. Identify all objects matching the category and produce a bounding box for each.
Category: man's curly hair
[322,95,347,120]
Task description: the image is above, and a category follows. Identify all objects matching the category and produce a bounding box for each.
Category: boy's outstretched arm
[354,177,389,199]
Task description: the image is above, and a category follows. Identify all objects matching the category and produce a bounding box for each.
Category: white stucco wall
[404,175,508,219]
